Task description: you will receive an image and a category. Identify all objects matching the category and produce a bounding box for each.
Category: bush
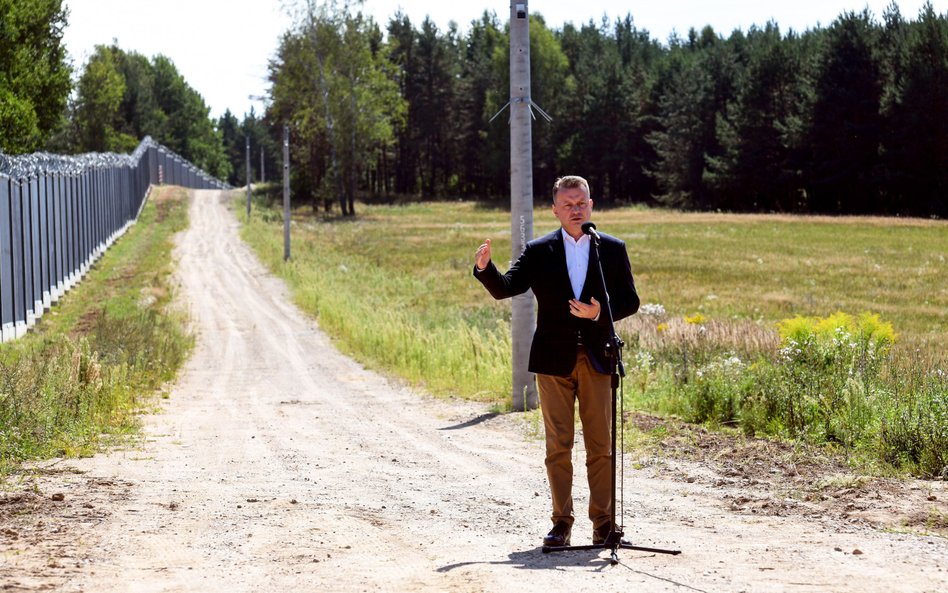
[623,308,946,477]
[879,364,948,478]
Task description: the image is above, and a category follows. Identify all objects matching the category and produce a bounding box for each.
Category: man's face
[552,186,593,238]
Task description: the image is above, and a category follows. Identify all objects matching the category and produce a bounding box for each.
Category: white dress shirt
[561,228,590,300]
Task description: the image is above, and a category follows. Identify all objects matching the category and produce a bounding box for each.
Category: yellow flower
[684,313,706,325]
[656,323,668,333]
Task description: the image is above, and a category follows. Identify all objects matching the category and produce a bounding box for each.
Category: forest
[0,0,229,178]
[2,1,946,217]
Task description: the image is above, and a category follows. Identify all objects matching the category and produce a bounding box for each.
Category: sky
[61,0,944,120]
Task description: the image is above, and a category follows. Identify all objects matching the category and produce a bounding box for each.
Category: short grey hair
[552,175,590,201]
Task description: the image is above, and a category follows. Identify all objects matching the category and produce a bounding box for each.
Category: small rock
[927,495,937,501]
[852,549,863,555]
[51,493,65,502]
[834,547,843,552]
[686,476,697,483]
[290,499,298,504]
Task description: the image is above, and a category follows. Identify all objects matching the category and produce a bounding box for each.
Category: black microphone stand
[542,225,681,564]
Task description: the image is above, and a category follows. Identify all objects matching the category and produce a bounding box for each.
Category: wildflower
[640,303,666,317]
[656,323,667,333]
[634,351,654,369]
[685,313,706,325]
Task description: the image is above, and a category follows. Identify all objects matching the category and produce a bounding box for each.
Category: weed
[0,187,193,477]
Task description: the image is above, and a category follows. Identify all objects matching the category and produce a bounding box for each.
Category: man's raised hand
[475,238,491,271]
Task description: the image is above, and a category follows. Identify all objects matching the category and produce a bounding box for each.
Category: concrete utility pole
[245,135,252,217]
[283,125,291,262]
[509,1,538,411]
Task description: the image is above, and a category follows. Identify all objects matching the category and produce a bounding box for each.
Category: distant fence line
[0,136,227,342]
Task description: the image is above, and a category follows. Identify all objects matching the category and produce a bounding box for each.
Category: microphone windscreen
[581,221,597,235]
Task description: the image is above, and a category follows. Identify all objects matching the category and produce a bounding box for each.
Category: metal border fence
[0,136,227,342]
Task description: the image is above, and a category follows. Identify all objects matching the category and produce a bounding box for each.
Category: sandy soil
[2,189,947,592]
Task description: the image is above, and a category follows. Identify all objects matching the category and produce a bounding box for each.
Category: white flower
[634,351,654,368]
[640,303,666,317]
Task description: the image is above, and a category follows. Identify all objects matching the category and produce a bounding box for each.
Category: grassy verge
[237,191,947,477]
[0,186,194,476]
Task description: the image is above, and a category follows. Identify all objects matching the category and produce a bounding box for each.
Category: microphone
[581,221,601,241]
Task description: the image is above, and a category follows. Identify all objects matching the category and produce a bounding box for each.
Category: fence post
[24,177,43,326]
[53,172,63,300]
[10,180,28,336]
[38,172,51,311]
[68,172,78,290]
[82,169,91,280]
[0,177,13,341]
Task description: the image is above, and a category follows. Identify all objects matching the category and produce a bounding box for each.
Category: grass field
[242,197,947,359]
[239,193,947,476]
[0,186,193,476]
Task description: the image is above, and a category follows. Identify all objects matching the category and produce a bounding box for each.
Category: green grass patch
[237,193,947,476]
[0,186,194,476]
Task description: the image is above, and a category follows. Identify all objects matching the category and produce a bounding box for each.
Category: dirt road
[3,189,947,592]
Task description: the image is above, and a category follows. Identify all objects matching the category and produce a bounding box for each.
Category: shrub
[622,306,947,477]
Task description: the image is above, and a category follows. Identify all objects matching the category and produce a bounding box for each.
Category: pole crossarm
[488,96,553,124]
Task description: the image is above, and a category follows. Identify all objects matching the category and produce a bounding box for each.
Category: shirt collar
[561,228,589,247]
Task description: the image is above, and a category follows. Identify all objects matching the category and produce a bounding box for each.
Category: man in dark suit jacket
[473,175,639,547]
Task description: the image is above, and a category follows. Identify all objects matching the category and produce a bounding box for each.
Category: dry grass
[618,314,781,360]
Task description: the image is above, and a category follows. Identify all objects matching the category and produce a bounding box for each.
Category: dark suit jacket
[474,228,639,377]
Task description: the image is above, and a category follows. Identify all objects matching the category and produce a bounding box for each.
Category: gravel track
[2,189,946,592]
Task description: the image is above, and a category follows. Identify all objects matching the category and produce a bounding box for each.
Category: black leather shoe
[543,521,571,547]
[593,522,620,545]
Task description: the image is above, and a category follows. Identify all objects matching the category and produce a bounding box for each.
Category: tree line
[3,1,945,217]
[0,0,230,179]
[263,1,946,217]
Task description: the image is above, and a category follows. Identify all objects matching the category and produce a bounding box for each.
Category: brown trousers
[536,349,612,529]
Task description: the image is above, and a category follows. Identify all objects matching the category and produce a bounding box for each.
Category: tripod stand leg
[618,541,682,555]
